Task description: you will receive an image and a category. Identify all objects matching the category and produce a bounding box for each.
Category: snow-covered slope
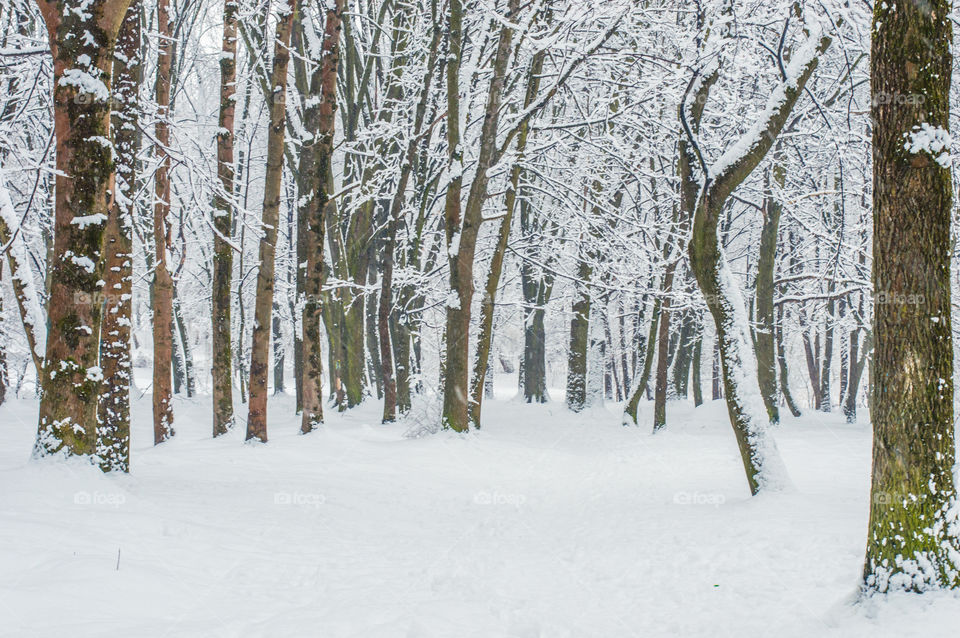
[1,386,956,637]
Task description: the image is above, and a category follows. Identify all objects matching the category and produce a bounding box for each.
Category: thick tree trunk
[151,0,175,444]
[246,0,296,442]
[864,0,959,591]
[34,0,132,458]
[210,0,237,436]
[97,0,139,472]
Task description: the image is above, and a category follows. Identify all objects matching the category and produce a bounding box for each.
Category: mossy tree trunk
[33,0,133,458]
[863,0,959,591]
[756,166,783,424]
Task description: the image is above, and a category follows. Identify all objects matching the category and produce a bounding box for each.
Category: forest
[1,0,959,634]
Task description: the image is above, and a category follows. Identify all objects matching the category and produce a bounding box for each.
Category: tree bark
[33,0,133,458]
[211,0,238,436]
[685,28,829,494]
[301,0,343,433]
[97,0,140,472]
[246,0,296,442]
[864,0,959,591]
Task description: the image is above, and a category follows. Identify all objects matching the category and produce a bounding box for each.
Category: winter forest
[1,0,959,634]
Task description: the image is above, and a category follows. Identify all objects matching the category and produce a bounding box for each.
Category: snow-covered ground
[2,379,958,637]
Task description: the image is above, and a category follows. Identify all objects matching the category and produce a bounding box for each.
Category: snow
[904,122,951,168]
[2,383,960,636]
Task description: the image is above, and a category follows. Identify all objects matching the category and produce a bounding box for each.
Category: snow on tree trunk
[685,23,830,494]
[97,0,140,472]
[33,0,132,459]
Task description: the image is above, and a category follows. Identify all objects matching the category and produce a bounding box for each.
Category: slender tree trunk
[272,304,284,393]
[623,295,659,423]
[246,0,296,442]
[776,305,802,417]
[301,0,342,433]
[211,0,237,436]
[691,327,703,407]
[566,256,592,412]
[97,0,140,472]
[34,0,133,458]
[151,0,175,444]
[864,0,959,591]
[756,167,782,423]
[468,39,542,427]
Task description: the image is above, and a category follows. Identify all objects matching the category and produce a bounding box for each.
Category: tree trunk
[96,0,139,472]
[468,39,542,427]
[34,0,133,458]
[301,0,342,433]
[272,303,284,393]
[691,327,703,407]
[151,0,175,444]
[246,0,296,442]
[776,305,802,417]
[756,167,782,424]
[685,30,828,493]
[864,0,959,591]
[566,257,592,412]
[210,0,237,436]
[623,295,659,424]
[440,0,515,431]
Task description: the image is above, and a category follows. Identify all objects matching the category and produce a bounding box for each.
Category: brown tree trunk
[98,0,140,472]
[301,0,343,433]
[246,0,297,442]
[211,0,238,437]
[151,0,175,445]
[33,0,133,458]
